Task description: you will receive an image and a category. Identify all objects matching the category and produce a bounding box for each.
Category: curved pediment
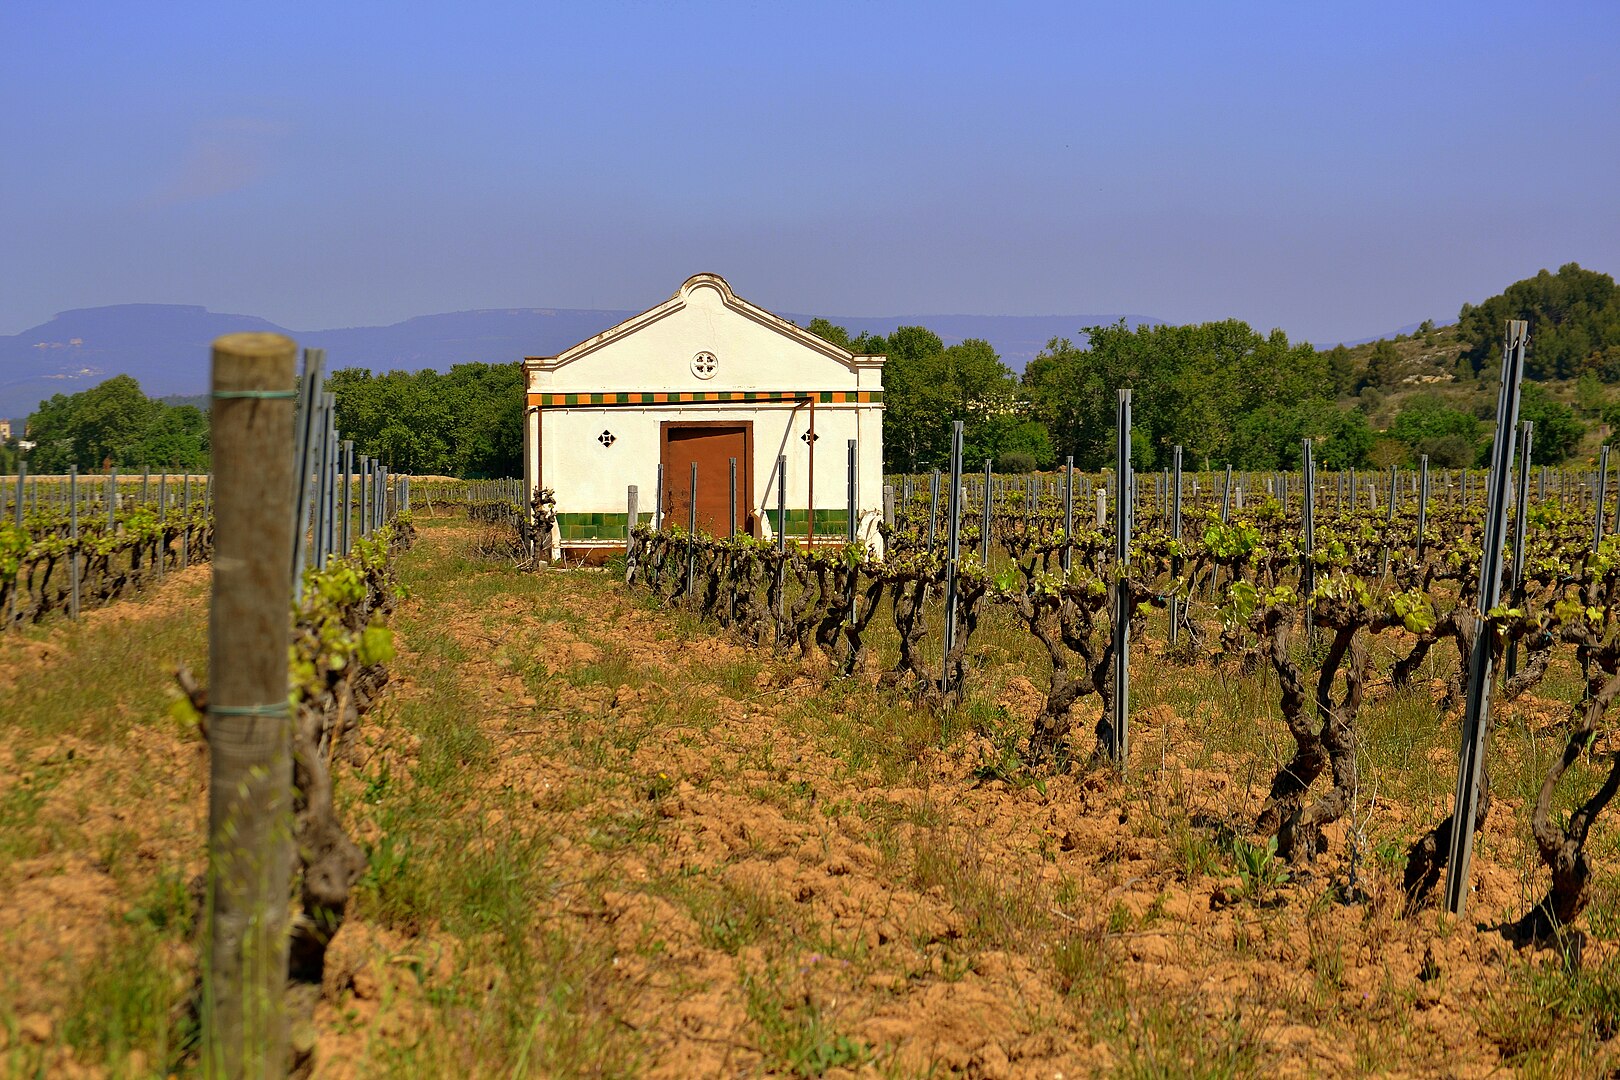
[525,275,883,394]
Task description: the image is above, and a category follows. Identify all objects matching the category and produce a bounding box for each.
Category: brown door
[662,422,751,536]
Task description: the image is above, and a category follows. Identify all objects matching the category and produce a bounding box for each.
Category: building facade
[522,274,885,551]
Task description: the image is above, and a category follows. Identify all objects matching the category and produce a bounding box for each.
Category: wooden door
[661,422,751,536]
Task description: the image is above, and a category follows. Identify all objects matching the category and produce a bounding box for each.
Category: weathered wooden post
[1445,321,1528,915]
[626,485,639,562]
[204,332,298,1079]
[1111,390,1132,766]
[882,484,895,529]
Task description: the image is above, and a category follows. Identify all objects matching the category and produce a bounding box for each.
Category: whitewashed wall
[523,274,885,537]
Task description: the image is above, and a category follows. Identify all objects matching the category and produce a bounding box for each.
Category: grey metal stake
[1111,390,1132,766]
[927,470,940,555]
[655,462,665,531]
[1417,455,1430,560]
[359,455,370,539]
[1506,420,1534,680]
[291,353,324,590]
[1221,465,1233,523]
[845,441,860,632]
[686,462,697,596]
[108,468,117,530]
[1170,445,1183,647]
[1063,456,1074,572]
[981,458,993,567]
[729,457,738,538]
[1445,320,1528,916]
[1596,445,1611,551]
[1302,439,1316,643]
[942,422,964,694]
[319,420,338,569]
[1381,464,1398,576]
[847,440,858,545]
[341,441,354,555]
[68,466,80,619]
[776,456,786,552]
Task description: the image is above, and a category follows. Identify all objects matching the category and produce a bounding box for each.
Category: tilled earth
[3,522,1615,1078]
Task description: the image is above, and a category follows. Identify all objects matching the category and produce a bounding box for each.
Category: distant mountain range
[0,302,1173,419]
[1,301,1437,422]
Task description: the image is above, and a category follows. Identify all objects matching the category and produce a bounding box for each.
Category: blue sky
[3,1,1617,345]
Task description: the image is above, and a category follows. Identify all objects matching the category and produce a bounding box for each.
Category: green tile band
[553,509,849,540]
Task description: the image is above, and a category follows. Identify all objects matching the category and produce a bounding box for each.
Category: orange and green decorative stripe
[526,390,883,408]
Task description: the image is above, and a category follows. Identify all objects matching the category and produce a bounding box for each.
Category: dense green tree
[327,362,522,477]
[1459,263,1620,380]
[1389,394,1482,451]
[1361,339,1402,390]
[1322,344,1358,395]
[807,321,1038,472]
[1518,383,1584,465]
[1022,320,1331,471]
[24,375,209,472]
[804,317,853,351]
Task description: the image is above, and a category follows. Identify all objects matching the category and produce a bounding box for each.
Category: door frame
[659,419,756,537]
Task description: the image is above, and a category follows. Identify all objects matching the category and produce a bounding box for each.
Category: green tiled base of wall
[554,509,851,540]
[556,511,649,541]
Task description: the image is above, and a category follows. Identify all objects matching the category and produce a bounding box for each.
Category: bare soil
[4,524,1616,1077]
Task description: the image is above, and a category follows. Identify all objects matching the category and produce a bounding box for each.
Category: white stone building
[523,273,885,552]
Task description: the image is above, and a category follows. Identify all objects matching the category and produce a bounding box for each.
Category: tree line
[810,264,1610,474]
[10,374,210,473]
[7,264,1613,478]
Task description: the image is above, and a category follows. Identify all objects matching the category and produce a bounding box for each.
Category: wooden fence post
[204,332,298,1079]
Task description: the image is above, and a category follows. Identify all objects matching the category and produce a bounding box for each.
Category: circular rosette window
[691,351,718,380]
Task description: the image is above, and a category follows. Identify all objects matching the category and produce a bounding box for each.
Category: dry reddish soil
[310,530,1614,1078]
[3,529,1615,1078]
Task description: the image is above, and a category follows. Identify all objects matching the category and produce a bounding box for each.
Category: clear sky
[3,1,1617,345]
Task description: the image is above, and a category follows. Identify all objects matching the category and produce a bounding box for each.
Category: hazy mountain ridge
[0,303,1169,419]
